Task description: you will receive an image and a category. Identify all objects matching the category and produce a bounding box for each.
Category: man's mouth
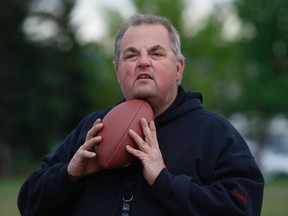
[137,74,152,80]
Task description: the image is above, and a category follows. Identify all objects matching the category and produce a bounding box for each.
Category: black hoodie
[18,86,264,216]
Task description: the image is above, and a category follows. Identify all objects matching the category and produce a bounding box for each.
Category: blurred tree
[227,0,288,158]
[232,0,288,114]
[2,0,286,167]
[182,0,288,161]
[132,0,185,23]
[0,0,117,161]
[0,0,41,161]
[232,0,288,159]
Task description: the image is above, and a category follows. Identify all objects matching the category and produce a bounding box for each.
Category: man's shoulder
[197,109,235,127]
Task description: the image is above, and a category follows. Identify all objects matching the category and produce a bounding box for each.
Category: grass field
[0,177,23,216]
[0,176,287,216]
[261,176,288,216]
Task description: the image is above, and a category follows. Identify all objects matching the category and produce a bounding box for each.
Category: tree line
[0,0,287,175]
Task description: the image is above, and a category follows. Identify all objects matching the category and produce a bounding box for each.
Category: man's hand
[67,119,103,182]
[127,118,165,185]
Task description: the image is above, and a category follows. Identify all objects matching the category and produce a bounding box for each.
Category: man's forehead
[121,24,170,50]
[126,23,168,35]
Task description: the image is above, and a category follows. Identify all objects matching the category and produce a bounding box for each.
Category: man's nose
[137,52,151,67]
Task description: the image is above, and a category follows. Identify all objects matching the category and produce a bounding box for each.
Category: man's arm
[150,156,264,215]
[127,117,264,215]
[17,116,104,216]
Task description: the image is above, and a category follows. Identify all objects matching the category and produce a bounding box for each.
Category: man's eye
[152,52,164,57]
[125,54,137,59]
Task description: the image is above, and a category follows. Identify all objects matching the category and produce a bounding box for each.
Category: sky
[23,0,236,44]
[71,0,135,42]
[70,0,234,42]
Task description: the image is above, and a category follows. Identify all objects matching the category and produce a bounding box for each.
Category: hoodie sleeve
[150,155,264,216]
[150,111,264,216]
[17,113,98,216]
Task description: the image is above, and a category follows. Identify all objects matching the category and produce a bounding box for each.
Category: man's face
[116,24,184,116]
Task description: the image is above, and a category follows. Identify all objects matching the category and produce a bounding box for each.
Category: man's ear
[115,67,120,84]
[176,59,185,82]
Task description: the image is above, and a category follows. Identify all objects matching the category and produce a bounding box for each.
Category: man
[18,14,264,216]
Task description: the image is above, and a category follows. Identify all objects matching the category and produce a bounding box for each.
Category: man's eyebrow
[149,45,166,52]
[123,45,166,54]
[123,47,138,53]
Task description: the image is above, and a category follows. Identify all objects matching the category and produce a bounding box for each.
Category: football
[97,99,154,169]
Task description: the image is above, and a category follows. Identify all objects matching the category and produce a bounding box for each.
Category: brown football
[97,99,154,169]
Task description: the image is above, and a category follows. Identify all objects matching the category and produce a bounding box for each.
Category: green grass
[1,176,288,216]
[0,177,22,216]
[261,176,288,216]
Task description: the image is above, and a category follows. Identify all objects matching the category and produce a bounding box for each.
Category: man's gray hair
[113,14,185,68]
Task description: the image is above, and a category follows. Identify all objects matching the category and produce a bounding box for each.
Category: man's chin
[132,90,155,99]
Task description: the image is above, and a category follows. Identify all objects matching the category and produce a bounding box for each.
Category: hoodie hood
[155,86,203,126]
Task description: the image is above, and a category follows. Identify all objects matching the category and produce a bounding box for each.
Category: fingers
[80,136,102,152]
[127,118,158,153]
[128,129,150,153]
[80,118,104,157]
[126,144,143,158]
[68,119,104,180]
[140,118,158,148]
[147,120,158,147]
[86,119,103,141]
[68,135,102,177]
[93,118,101,126]
[75,118,104,159]
[127,118,165,185]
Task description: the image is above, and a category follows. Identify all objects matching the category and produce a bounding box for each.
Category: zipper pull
[121,194,133,216]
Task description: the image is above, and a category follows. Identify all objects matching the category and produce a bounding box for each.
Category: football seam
[104,101,145,167]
